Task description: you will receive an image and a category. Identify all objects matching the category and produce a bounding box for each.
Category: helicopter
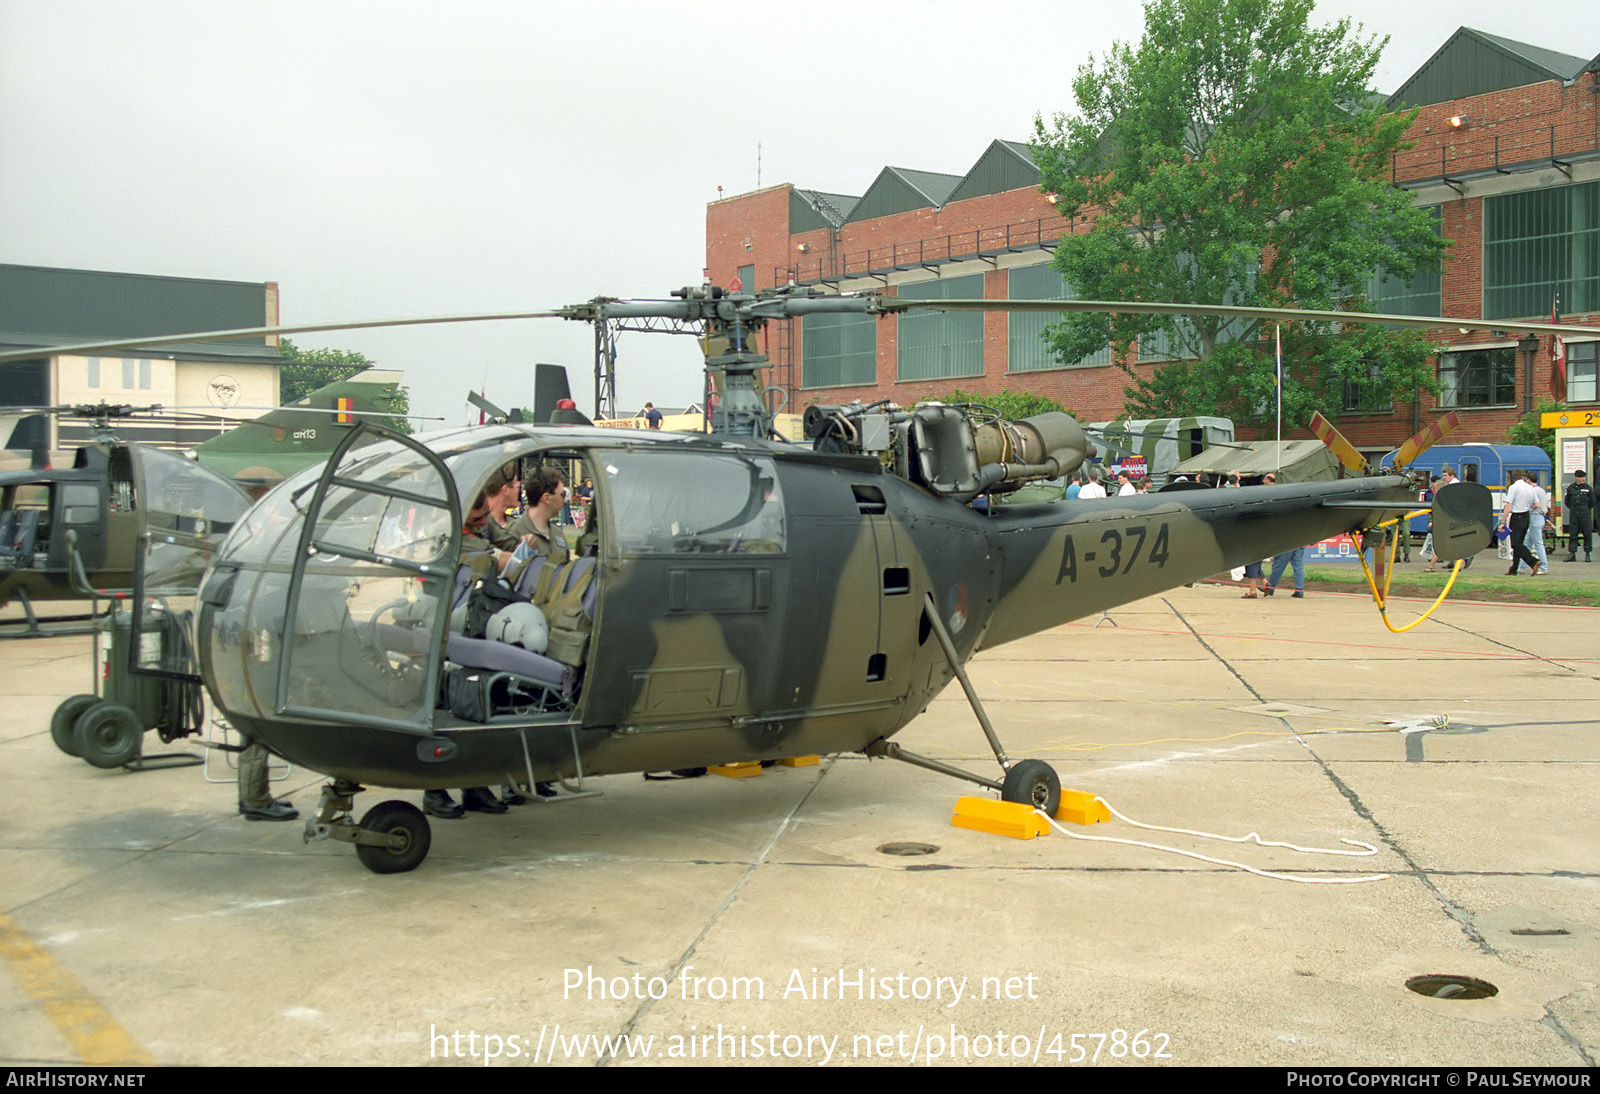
[0,371,412,628]
[5,286,1584,874]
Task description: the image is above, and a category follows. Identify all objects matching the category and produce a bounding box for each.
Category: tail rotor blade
[1393,411,1461,471]
[467,392,510,423]
[1309,411,1367,474]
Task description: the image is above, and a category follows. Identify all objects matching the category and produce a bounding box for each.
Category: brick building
[705,28,1600,463]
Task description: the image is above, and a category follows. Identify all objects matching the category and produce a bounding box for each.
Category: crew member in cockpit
[505,466,571,566]
[426,469,525,820]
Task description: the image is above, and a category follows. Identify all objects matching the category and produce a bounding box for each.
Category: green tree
[1031,0,1445,428]
[1506,399,1564,465]
[934,387,1072,421]
[277,336,412,434]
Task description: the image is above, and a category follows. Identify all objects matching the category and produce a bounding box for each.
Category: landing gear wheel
[73,702,144,769]
[51,694,98,757]
[355,800,432,875]
[1001,759,1061,818]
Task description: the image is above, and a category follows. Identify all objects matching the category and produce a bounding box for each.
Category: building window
[801,310,876,388]
[1341,362,1394,414]
[1567,341,1599,403]
[1007,264,1110,372]
[1368,205,1442,316]
[139,359,151,390]
[86,356,100,388]
[737,263,754,293]
[896,274,984,382]
[1485,180,1599,319]
[1439,347,1516,408]
[122,359,135,389]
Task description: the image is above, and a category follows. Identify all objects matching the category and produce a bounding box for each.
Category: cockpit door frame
[276,424,462,734]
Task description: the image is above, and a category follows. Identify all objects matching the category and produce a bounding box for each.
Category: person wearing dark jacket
[1565,470,1594,562]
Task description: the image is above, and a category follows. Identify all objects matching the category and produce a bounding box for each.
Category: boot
[461,787,509,814]
[423,789,464,819]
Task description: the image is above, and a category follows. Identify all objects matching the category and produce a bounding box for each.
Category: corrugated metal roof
[0,264,277,351]
[946,139,1040,204]
[1386,27,1590,108]
[790,188,859,233]
[1472,29,1589,80]
[894,167,961,206]
[844,166,962,223]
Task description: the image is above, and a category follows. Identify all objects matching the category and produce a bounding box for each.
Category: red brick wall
[709,71,1600,444]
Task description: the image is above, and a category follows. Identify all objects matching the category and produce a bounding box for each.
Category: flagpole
[1551,292,1566,402]
[1275,324,1283,477]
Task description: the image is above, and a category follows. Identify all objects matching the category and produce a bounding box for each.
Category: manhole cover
[1405,974,1498,1000]
[878,841,940,857]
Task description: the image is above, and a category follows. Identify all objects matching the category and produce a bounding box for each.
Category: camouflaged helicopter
[6,286,1583,873]
[0,372,412,632]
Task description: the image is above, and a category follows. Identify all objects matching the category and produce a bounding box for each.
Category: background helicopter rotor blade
[1309,411,1369,474]
[1392,410,1462,471]
[0,308,573,365]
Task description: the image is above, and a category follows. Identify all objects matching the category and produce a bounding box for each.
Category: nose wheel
[304,782,435,874]
[354,800,432,875]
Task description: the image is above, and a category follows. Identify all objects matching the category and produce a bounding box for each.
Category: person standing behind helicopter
[1565,470,1593,561]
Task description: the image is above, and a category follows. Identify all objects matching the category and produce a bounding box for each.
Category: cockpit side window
[600,452,785,556]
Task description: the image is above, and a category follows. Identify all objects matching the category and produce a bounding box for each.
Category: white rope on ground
[1036,796,1390,885]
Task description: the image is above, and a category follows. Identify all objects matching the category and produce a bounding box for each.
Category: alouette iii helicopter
[5,286,1582,873]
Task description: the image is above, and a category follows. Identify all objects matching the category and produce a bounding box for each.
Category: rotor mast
[569,285,876,439]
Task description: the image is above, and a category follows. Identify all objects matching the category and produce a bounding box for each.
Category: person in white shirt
[1116,472,1137,496]
[1524,475,1550,574]
[1502,470,1543,575]
[1078,469,1108,499]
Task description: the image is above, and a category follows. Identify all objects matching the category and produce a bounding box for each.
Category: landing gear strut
[304,780,434,874]
[864,594,1061,815]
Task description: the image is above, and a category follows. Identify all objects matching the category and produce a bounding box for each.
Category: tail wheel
[50,694,99,757]
[1001,759,1061,818]
[74,702,144,769]
[355,800,432,875]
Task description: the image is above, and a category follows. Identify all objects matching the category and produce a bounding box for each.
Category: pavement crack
[1162,598,1264,702]
[596,757,836,1066]
[1160,599,1509,960]
[1432,617,1596,679]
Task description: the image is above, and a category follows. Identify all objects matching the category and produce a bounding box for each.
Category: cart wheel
[1001,759,1061,818]
[355,800,432,875]
[50,694,99,758]
[74,702,144,769]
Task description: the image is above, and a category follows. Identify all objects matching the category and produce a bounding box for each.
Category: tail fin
[534,363,592,426]
[193,369,404,485]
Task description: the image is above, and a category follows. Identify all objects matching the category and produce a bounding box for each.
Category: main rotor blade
[1309,411,1368,474]
[875,298,1595,338]
[9,291,1587,368]
[0,309,571,364]
[1392,410,1461,470]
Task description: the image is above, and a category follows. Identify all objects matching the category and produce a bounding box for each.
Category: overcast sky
[2,0,1594,423]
